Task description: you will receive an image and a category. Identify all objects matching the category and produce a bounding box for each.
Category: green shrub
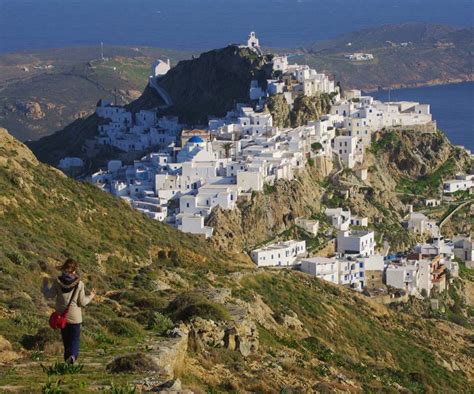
[41,361,84,375]
[41,378,62,394]
[168,292,231,322]
[21,327,61,350]
[106,318,144,339]
[147,312,174,335]
[107,352,158,373]
[7,250,29,265]
[108,382,137,394]
[311,142,323,151]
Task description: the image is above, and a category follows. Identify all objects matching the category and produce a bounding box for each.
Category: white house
[350,216,368,227]
[332,135,363,169]
[443,174,473,193]
[295,218,319,236]
[325,208,351,231]
[251,240,306,267]
[406,212,439,238]
[452,236,474,262]
[272,56,289,73]
[176,213,213,238]
[151,59,171,78]
[300,256,365,290]
[337,230,375,257]
[385,262,419,294]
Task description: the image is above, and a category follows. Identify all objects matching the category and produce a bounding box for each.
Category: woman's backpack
[49,284,79,329]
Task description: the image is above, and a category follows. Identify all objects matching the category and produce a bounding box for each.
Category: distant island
[292,22,473,91]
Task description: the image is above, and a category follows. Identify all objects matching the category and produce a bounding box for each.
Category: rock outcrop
[156,45,272,124]
[0,335,20,364]
[207,165,326,252]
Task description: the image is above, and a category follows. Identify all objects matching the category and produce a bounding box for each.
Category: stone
[0,335,20,364]
[149,326,189,380]
[0,335,12,352]
[154,378,182,393]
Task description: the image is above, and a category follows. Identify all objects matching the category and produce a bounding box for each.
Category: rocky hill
[156,45,272,124]
[294,22,473,91]
[1,128,473,391]
[208,129,472,253]
[27,46,272,169]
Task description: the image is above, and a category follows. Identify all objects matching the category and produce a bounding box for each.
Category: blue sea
[371,82,474,151]
[0,0,473,53]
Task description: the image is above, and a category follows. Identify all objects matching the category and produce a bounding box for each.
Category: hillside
[1,128,473,391]
[293,23,473,91]
[208,128,472,253]
[0,46,190,142]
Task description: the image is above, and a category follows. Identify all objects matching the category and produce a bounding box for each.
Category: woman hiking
[42,258,96,364]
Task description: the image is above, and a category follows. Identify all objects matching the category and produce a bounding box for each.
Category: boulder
[0,335,12,352]
[148,325,189,380]
[0,335,20,364]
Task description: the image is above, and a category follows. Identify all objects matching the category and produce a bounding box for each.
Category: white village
[58,33,474,300]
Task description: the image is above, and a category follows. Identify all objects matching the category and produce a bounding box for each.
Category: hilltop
[0,46,190,142]
[28,45,272,168]
[0,127,473,392]
[292,22,473,91]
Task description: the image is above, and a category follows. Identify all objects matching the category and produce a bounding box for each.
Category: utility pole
[101,42,104,60]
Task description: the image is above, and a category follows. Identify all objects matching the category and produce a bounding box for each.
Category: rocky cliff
[157,45,272,124]
[208,129,472,253]
[266,93,334,128]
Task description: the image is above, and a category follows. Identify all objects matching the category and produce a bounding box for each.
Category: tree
[222,142,233,159]
[311,142,323,152]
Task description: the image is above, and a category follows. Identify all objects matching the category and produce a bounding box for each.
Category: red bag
[49,284,78,330]
[49,311,68,329]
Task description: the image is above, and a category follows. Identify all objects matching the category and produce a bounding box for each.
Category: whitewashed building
[443,174,473,193]
[300,256,365,290]
[406,212,439,238]
[336,230,375,257]
[251,240,306,267]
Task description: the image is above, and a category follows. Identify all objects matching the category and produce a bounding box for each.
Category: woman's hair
[59,258,78,273]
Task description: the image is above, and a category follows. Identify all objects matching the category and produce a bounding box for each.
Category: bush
[42,361,84,375]
[7,250,29,265]
[147,312,174,335]
[108,383,137,394]
[21,327,61,351]
[168,292,231,322]
[106,318,144,339]
[107,353,158,373]
[311,142,323,151]
[157,250,168,260]
[302,337,334,362]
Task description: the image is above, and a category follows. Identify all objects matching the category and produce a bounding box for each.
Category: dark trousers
[61,323,81,362]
